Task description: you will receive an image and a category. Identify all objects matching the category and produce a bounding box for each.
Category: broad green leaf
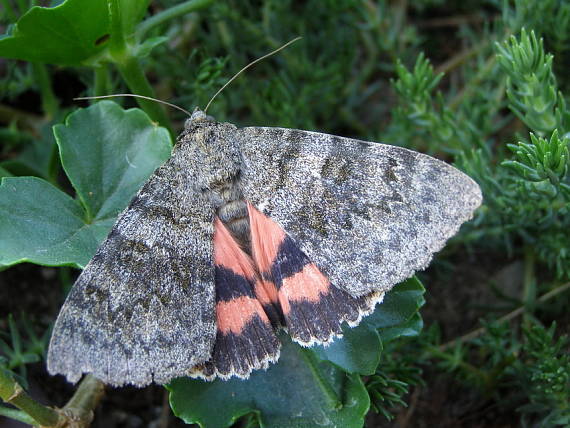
[0,177,106,268]
[1,121,58,179]
[54,100,171,221]
[312,278,425,375]
[312,323,382,375]
[0,102,171,269]
[117,0,152,42]
[168,336,370,428]
[364,277,425,329]
[378,312,423,343]
[0,166,13,177]
[0,0,110,66]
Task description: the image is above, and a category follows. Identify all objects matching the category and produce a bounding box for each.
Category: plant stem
[0,406,37,425]
[136,0,215,40]
[299,348,342,409]
[0,369,61,426]
[116,55,172,134]
[447,51,497,111]
[439,281,570,351]
[522,246,536,327]
[93,66,111,97]
[0,370,105,427]
[106,0,171,132]
[61,375,105,426]
[30,62,58,118]
[1,0,17,22]
[107,0,127,60]
[426,344,484,379]
[435,39,489,76]
[0,104,42,135]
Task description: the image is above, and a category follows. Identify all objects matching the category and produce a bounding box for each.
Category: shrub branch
[0,370,105,427]
[439,281,570,351]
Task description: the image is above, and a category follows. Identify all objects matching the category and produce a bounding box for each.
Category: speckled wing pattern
[47,149,217,387]
[238,127,482,298]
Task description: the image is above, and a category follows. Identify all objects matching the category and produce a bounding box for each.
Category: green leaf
[1,121,58,180]
[168,279,425,427]
[0,166,13,177]
[53,100,171,222]
[378,312,423,343]
[116,0,152,42]
[0,102,171,269]
[365,277,425,329]
[136,36,169,58]
[312,323,382,375]
[0,0,110,66]
[168,336,370,428]
[312,277,425,375]
[0,176,105,268]
[495,29,559,134]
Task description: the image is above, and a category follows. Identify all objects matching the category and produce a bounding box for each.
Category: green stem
[392,0,408,54]
[93,66,111,97]
[59,266,74,294]
[136,0,215,40]
[62,375,105,425]
[107,0,127,59]
[439,281,570,351]
[299,348,342,409]
[1,0,17,22]
[435,38,491,76]
[16,0,27,15]
[0,369,61,426]
[116,55,172,134]
[426,345,484,379]
[0,406,37,425]
[448,54,498,110]
[106,0,172,133]
[0,103,41,133]
[522,246,536,327]
[30,62,58,118]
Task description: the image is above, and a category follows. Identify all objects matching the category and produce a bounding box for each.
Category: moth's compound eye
[183,117,194,129]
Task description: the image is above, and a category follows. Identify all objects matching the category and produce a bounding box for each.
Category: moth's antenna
[73,94,193,117]
[204,36,302,113]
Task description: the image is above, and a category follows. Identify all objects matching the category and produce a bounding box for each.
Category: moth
[47,108,482,387]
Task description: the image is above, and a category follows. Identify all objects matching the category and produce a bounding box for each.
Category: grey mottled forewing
[47,145,217,387]
[238,127,482,297]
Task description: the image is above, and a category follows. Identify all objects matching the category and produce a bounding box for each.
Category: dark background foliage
[1,0,569,427]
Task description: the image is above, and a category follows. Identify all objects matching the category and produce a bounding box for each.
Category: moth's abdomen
[210,181,251,249]
[218,200,249,238]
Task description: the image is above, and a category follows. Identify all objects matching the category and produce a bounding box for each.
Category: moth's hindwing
[247,204,383,346]
[238,127,482,298]
[190,218,280,380]
[47,146,217,387]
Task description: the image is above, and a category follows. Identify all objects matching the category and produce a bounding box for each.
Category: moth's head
[184,108,214,130]
[178,113,242,190]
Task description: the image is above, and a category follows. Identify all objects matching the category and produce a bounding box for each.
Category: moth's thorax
[177,111,251,248]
